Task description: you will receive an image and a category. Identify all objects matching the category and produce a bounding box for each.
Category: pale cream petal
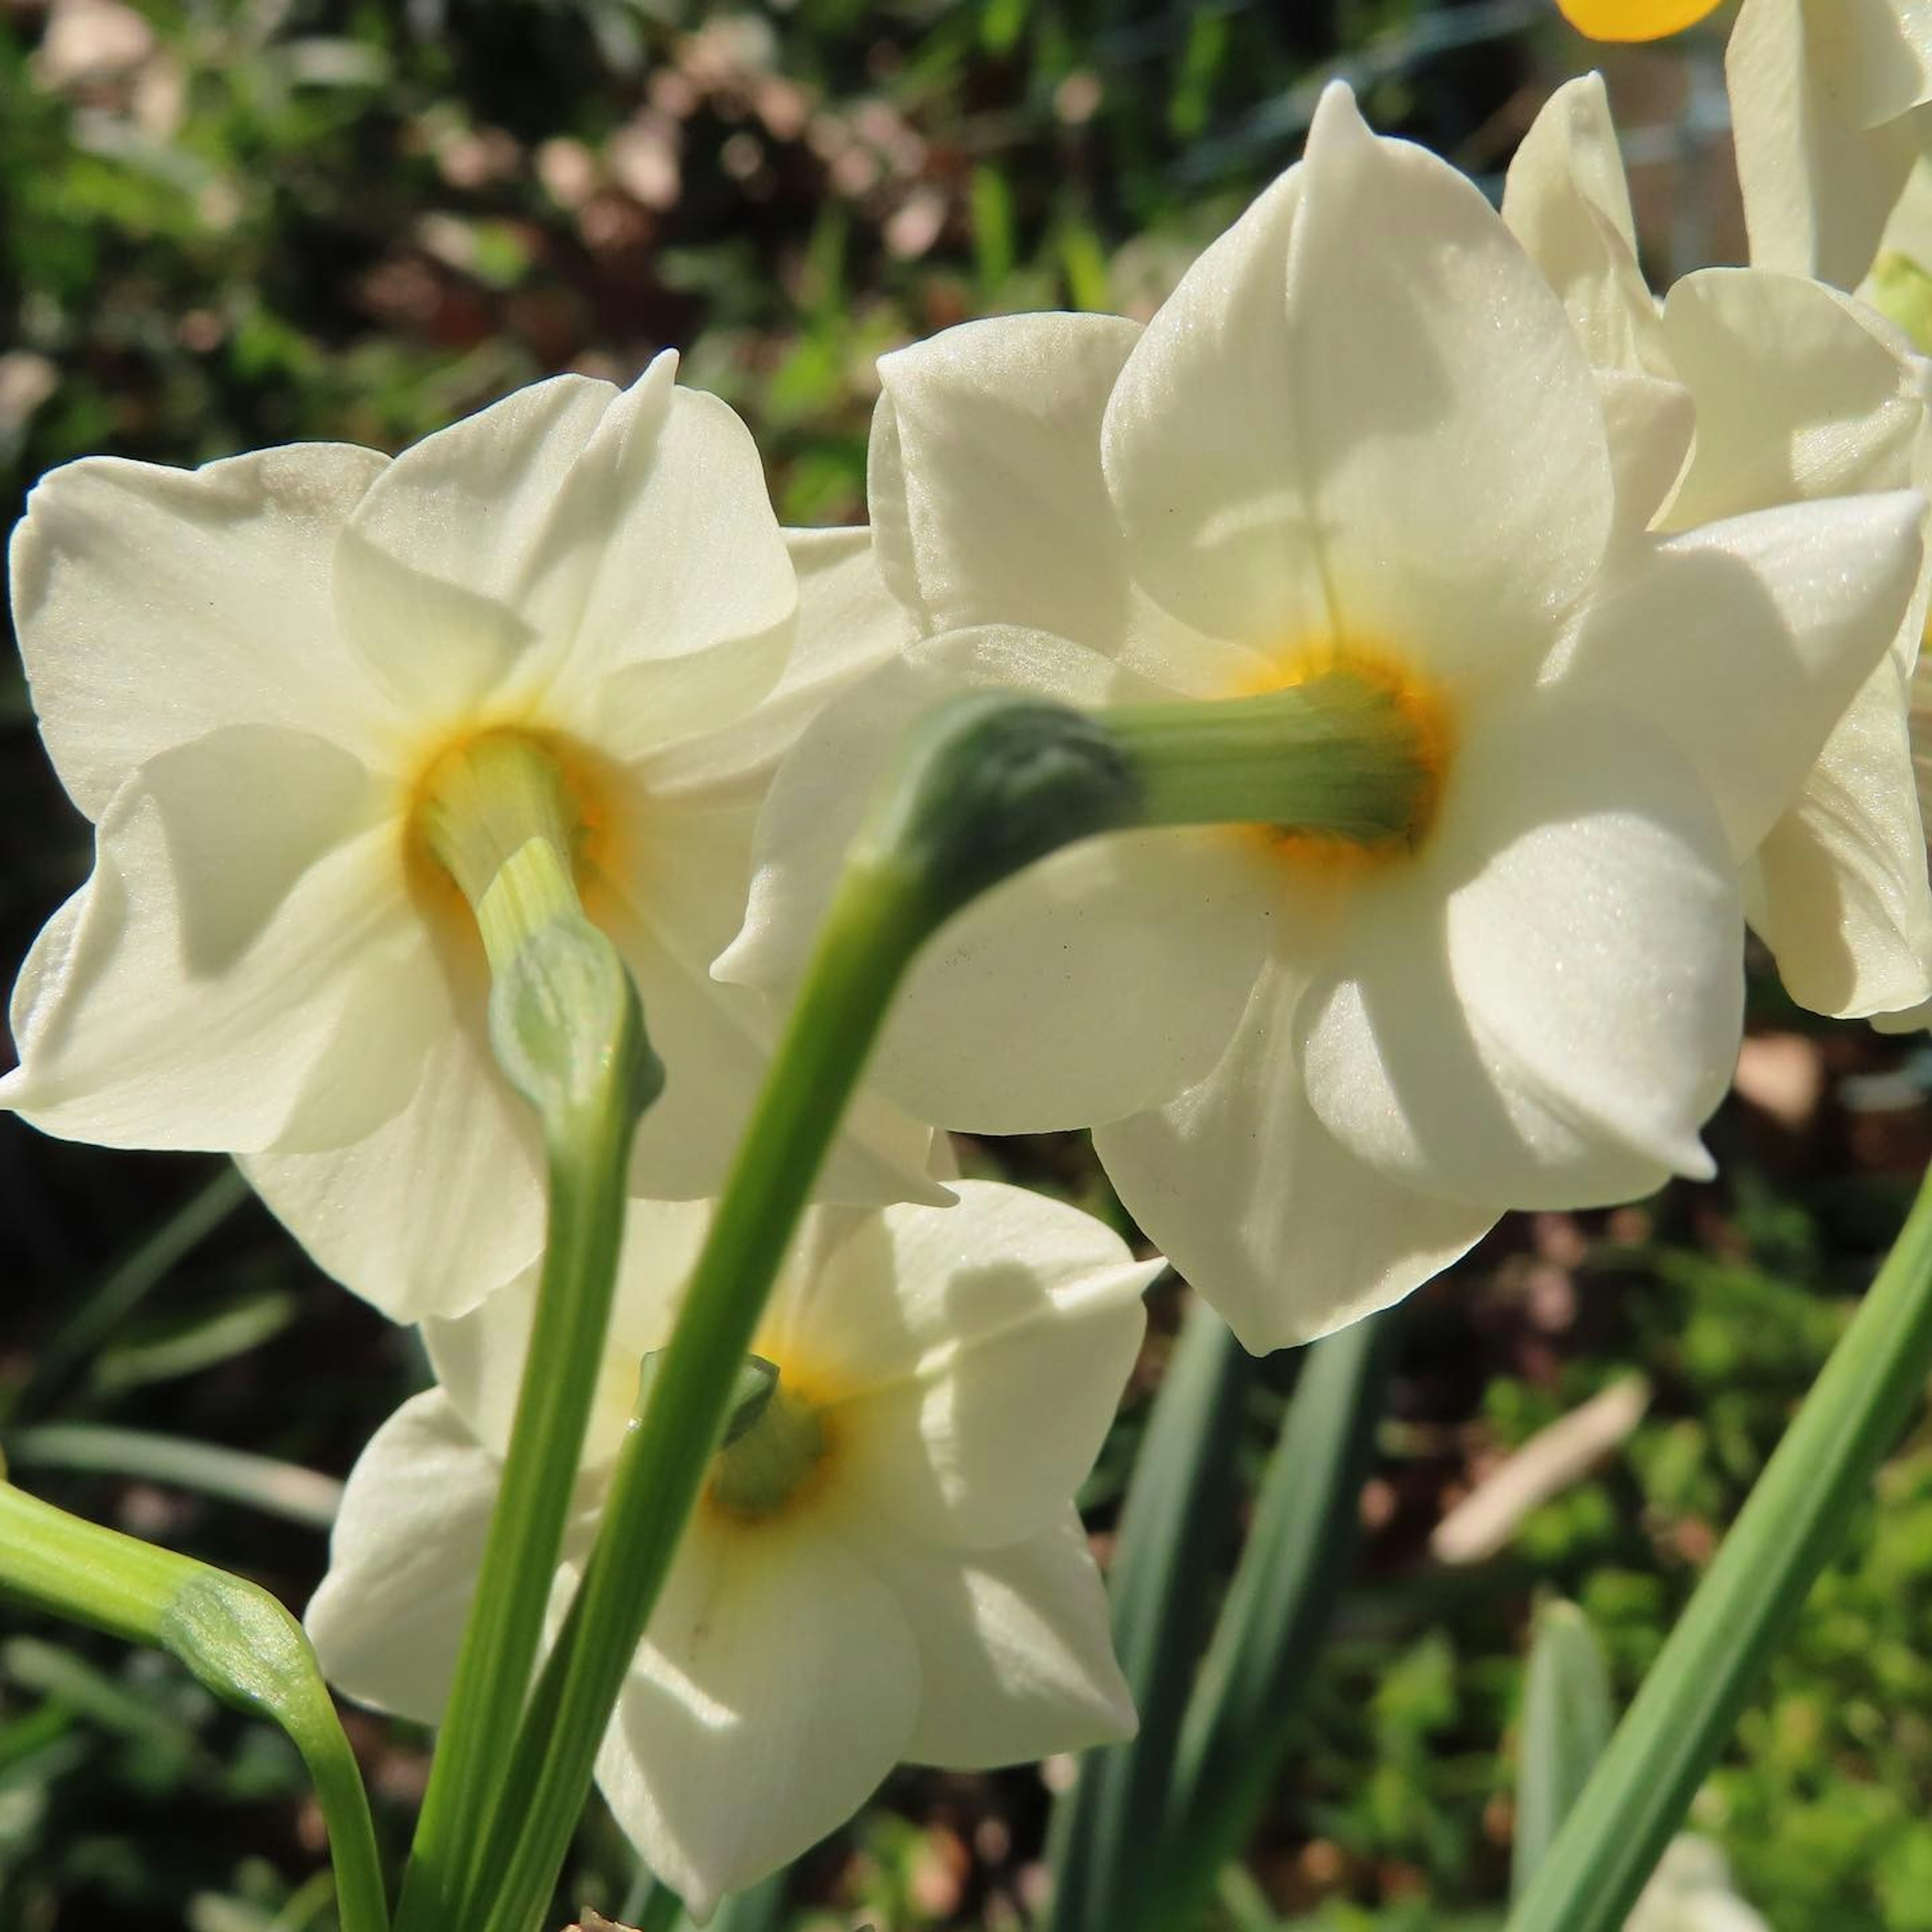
[1597,367,1697,537]
[821,1184,1153,1551]
[243,985,547,1325]
[2,731,435,1157]
[1550,493,1925,858]
[1501,73,1671,377]
[869,313,1247,693]
[717,626,1275,1133]
[9,442,393,818]
[1095,965,1496,1353]
[595,1511,919,1921]
[1103,84,1614,683]
[1751,648,1932,1014]
[333,373,622,719]
[1731,0,1932,288]
[304,1391,500,1727]
[1299,701,1742,1209]
[631,526,916,793]
[1659,267,1925,529]
[872,1512,1136,1767]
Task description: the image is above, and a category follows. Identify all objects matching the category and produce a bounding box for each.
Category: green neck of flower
[1100,670,1441,851]
[707,1356,827,1520]
[416,732,584,977]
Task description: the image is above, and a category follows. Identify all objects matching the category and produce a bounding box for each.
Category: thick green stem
[395,738,661,1932]
[1506,1161,1932,1932]
[0,1482,388,1932]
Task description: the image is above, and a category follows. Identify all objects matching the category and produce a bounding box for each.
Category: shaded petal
[599,799,942,1206]
[1299,700,1743,1208]
[304,1391,499,1727]
[10,443,392,818]
[334,374,621,718]
[1095,964,1498,1352]
[1104,84,1613,684]
[603,526,912,786]
[595,1511,919,1920]
[1659,267,1925,529]
[818,1183,1154,1551]
[872,1512,1136,1767]
[243,983,546,1324]
[1501,74,1671,377]
[1597,368,1696,538]
[1731,0,1932,288]
[870,313,1248,693]
[3,732,435,1156]
[1750,648,1932,1014]
[1551,493,1925,858]
[717,626,1275,1133]
[423,1195,714,1462]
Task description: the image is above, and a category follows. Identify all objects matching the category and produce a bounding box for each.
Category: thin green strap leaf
[1151,1311,1389,1926]
[1507,1159,1932,1932]
[1511,1599,1613,1898]
[1046,1295,1255,1932]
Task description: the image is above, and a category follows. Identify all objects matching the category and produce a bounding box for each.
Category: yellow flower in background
[2,361,939,1323]
[307,1184,1154,1919]
[1557,0,1725,41]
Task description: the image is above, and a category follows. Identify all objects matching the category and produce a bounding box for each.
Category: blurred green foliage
[2,2,1930,1929]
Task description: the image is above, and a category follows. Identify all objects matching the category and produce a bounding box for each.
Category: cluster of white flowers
[5,29,1925,1914]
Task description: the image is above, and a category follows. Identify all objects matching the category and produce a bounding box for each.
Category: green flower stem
[0,1480,387,1932]
[1506,1160,1932,1932]
[1102,671,1433,844]
[396,738,662,1932]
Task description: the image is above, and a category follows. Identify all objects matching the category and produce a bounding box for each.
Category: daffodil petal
[1094,963,1497,1353]
[1103,83,1613,681]
[1552,492,1925,858]
[9,443,393,818]
[826,1185,1153,1550]
[1750,649,1932,1015]
[1730,0,1932,287]
[1659,267,1925,529]
[1299,701,1742,1208]
[718,625,1275,1133]
[596,1512,919,1921]
[873,1511,1136,1767]
[1501,74,1670,376]
[244,991,546,1324]
[869,312,1250,694]
[3,733,434,1156]
[304,1391,500,1727]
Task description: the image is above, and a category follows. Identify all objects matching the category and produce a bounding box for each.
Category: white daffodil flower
[1625,1837,1772,1932]
[1504,74,1932,1022]
[305,1182,1153,1919]
[1,358,938,1322]
[718,84,1925,1352]
[1560,0,1932,292]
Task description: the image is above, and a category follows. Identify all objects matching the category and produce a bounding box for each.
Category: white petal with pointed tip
[3,732,436,1157]
[9,443,392,818]
[874,1512,1136,1767]
[1103,83,1614,681]
[304,1391,501,1728]
[1550,493,1925,859]
[594,1512,920,1922]
[1299,701,1742,1209]
[1095,964,1498,1353]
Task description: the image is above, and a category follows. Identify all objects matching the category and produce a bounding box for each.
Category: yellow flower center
[404,724,619,958]
[1555,0,1725,41]
[1227,639,1455,875]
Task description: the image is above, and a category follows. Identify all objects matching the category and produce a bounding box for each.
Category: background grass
[3,2,1929,1927]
